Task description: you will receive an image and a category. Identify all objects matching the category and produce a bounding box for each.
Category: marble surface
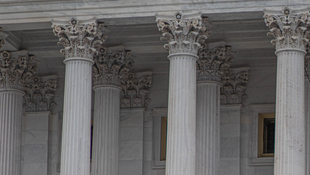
[119,109,144,175]
[60,59,93,175]
[274,50,306,175]
[0,1,308,25]
[22,111,50,175]
[0,90,23,175]
[7,3,310,175]
[196,83,221,175]
[91,86,120,175]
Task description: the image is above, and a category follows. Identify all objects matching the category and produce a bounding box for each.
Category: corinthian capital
[0,50,38,91]
[51,18,107,60]
[197,44,234,82]
[264,7,310,51]
[120,72,152,108]
[156,12,213,55]
[92,46,134,87]
[24,75,58,112]
[0,27,4,49]
[220,68,249,105]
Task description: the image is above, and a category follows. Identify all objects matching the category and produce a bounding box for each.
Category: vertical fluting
[196,82,220,175]
[60,59,93,175]
[91,85,120,175]
[166,54,197,175]
[0,90,23,175]
[274,51,305,175]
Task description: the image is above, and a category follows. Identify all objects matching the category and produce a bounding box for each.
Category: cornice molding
[0,1,308,25]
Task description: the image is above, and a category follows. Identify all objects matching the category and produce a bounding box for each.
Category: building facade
[0,1,310,175]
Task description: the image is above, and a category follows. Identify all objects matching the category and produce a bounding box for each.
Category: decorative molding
[0,27,5,49]
[152,108,167,169]
[51,18,107,60]
[156,12,213,55]
[220,68,249,105]
[120,72,152,108]
[24,76,58,112]
[0,50,38,91]
[264,7,310,51]
[93,47,133,86]
[197,45,234,82]
[250,104,275,166]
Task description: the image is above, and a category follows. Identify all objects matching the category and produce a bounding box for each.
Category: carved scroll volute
[52,18,107,60]
[92,47,134,86]
[264,7,310,51]
[0,50,38,91]
[156,12,213,55]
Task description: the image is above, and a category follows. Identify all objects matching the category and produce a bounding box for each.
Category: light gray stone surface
[196,82,221,175]
[91,86,121,175]
[4,1,308,175]
[119,108,145,175]
[220,105,242,175]
[0,90,23,175]
[22,111,50,175]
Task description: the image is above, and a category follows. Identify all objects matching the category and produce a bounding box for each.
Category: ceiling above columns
[0,9,291,77]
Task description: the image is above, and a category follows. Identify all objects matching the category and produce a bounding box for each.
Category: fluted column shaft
[166,54,197,175]
[274,50,305,175]
[61,58,93,175]
[196,82,220,175]
[91,85,121,175]
[0,90,23,175]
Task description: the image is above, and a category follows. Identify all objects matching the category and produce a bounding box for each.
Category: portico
[0,2,309,175]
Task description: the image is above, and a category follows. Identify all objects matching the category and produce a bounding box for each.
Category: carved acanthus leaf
[156,12,213,55]
[93,47,134,86]
[264,7,310,51]
[0,50,38,90]
[197,45,234,82]
[52,18,107,60]
[220,68,249,105]
[24,76,57,112]
[120,72,152,108]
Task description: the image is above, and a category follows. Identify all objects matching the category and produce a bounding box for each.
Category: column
[51,18,106,175]
[22,76,57,175]
[196,45,233,175]
[0,50,38,175]
[119,72,152,175]
[91,47,132,175]
[156,12,212,175]
[264,7,310,175]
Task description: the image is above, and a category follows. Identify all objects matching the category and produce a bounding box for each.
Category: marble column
[91,47,132,175]
[0,50,38,175]
[156,12,212,175]
[0,90,23,175]
[196,45,233,175]
[52,18,106,175]
[264,7,310,175]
